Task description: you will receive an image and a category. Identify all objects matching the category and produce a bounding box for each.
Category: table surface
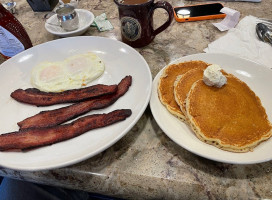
[1,0,272,199]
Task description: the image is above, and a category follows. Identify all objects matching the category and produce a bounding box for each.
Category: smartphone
[173,3,226,22]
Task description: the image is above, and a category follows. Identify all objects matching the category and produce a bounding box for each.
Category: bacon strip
[10,84,118,106]
[18,76,132,129]
[0,109,132,151]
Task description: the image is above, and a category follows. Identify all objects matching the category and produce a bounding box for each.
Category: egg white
[31,52,105,92]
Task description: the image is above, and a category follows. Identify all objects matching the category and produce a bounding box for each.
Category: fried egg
[31,52,105,92]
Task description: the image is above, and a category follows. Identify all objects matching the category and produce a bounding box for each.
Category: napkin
[92,13,113,32]
[204,15,272,68]
[212,7,240,31]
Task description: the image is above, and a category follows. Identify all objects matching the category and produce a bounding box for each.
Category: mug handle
[151,1,174,36]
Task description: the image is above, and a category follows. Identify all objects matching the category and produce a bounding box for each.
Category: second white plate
[150,53,272,164]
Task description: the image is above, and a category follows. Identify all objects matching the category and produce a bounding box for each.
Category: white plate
[150,53,272,164]
[0,36,152,171]
[45,9,94,37]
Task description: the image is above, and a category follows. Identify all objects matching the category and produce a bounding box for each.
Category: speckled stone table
[1,0,272,199]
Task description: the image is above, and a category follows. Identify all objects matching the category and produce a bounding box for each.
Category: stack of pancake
[158,60,272,152]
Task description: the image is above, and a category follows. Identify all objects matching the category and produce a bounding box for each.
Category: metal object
[2,1,16,14]
[44,11,56,20]
[258,18,272,29]
[56,4,79,31]
[45,21,61,27]
[256,23,272,45]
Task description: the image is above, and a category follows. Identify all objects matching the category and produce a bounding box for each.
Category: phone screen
[174,3,224,19]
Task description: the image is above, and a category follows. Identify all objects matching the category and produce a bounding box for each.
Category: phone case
[173,3,226,23]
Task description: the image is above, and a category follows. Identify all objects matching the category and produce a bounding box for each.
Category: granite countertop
[1,0,272,199]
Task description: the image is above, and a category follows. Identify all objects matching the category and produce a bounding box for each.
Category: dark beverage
[119,0,150,5]
[114,0,173,48]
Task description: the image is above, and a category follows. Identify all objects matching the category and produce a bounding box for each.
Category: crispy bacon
[10,84,118,106]
[0,109,132,151]
[18,76,132,129]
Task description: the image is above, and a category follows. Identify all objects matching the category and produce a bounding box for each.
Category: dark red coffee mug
[114,0,173,48]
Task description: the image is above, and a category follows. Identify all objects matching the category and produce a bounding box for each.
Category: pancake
[158,61,209,120]
[174,68,229,117]
[174,68,204,117]
[186,75,272,152]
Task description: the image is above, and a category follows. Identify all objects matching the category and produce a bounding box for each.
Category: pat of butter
[203,64,227,88]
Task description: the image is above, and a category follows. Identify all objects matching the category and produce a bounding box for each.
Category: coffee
[119,0,150,5]
[114,0,173,48]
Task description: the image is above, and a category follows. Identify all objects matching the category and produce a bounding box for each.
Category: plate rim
[150,52,272,165]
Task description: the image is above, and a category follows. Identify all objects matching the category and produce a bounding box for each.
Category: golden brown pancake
[158,61,209,120]
[174,68,204,117]
[186,75,272,152]
[174,68,229,118]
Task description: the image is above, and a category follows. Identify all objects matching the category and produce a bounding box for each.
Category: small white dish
[45,9,94,37]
